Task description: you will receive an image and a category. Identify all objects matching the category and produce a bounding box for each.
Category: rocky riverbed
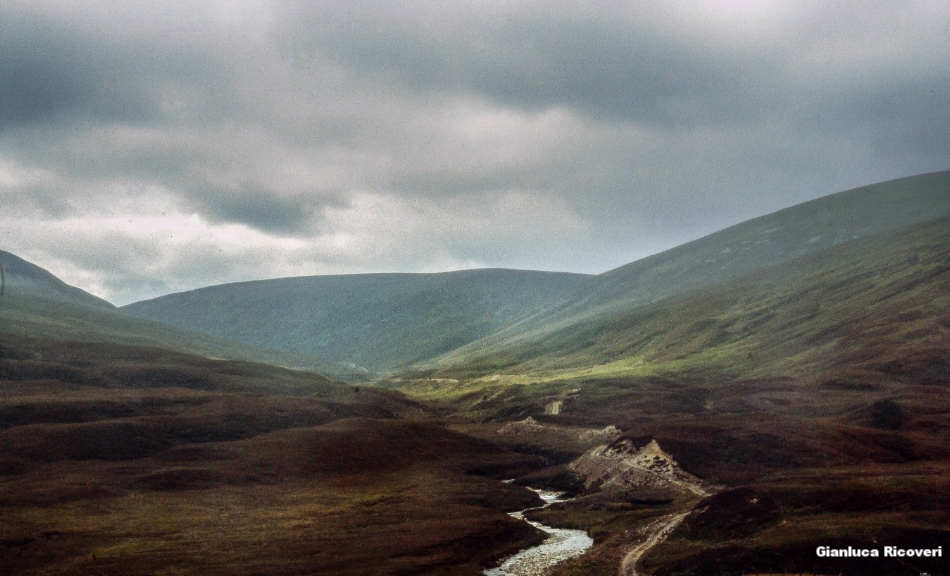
[484,488,593,576]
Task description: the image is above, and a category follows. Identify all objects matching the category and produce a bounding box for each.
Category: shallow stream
[484,488,593,576]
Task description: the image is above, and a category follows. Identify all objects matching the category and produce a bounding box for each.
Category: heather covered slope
[0,333,547,576]
[121,269,589,373]
[431,170,950,367]
[5,173,950,575]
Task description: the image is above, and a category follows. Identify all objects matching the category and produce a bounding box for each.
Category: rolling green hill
[393,205,950,576]
[398,214,950,408]
[121,269,590,373]
[119,171,949,379]
[428,170,950,368]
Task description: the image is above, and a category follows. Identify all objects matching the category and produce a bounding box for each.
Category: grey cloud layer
[278,2,948,130]
[1,0,948,303]
[279,1,754,124]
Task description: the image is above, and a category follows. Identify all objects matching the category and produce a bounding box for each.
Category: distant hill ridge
[430,170,950,365]
[121,268,591,373]
[10,170,949,379]
[426,213,950,383]
[0,250,114,310]
[0,251,345,375]
[579,169,950,311]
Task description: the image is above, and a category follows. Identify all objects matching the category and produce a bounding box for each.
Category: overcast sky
[2,0,948,305]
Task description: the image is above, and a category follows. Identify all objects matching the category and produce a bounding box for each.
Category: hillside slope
[408,214,950,404]
[433,170,950,366]
[409,215,950,576]
[0,250,113,310]
[121,269,589,373]
[0,252,336,374]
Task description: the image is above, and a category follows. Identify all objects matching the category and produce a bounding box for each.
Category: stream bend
[484,488,593,576]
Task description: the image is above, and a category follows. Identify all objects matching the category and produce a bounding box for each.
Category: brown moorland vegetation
[385,216,950,575]
[0,334,548,575]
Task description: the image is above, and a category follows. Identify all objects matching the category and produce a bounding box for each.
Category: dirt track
[619,511,690,576]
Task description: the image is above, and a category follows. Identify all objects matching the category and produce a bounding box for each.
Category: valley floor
[3,332,950,576]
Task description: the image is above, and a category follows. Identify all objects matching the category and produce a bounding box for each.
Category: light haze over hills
[0,250,114,310]
[119,171,950,375]
[122,269,590,373]
[0,252,338,374]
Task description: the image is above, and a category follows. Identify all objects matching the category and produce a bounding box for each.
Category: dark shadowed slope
[0,250,113,310]
[431,170,950,366]
[0,257,549,576]
[121,269,590,373]
[0,334,546,576]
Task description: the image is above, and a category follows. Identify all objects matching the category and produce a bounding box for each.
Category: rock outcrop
[497,417,545,435]
[569,439,710,497]
[578,424,622,443]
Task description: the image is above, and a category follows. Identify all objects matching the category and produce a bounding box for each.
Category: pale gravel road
[619,511,690,576]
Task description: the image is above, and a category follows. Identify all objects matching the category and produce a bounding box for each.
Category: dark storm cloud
[0,6,258,130]
[273,0,950,240]
[276,2,745,126]
[2,0,949,303]
[0,2,356,239]
[0,8,193,128]
[277,1,949,142]
[194,186,324,235]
